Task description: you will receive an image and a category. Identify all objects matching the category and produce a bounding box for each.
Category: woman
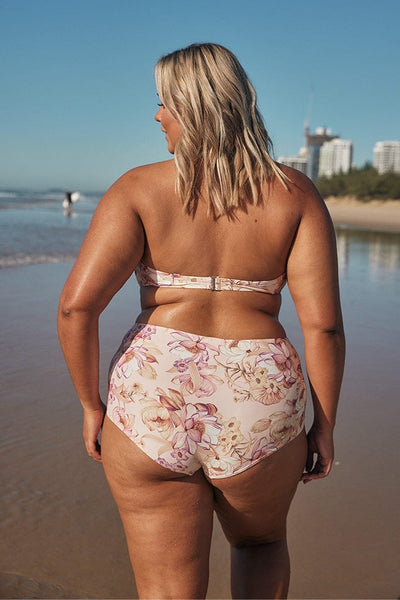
[58,43,345,599]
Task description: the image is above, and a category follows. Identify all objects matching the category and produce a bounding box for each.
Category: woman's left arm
[57,173,145,462]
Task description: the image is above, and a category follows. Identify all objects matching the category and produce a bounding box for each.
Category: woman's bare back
[121,159,306,339]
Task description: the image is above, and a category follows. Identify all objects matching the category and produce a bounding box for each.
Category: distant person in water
[63,190,73,215]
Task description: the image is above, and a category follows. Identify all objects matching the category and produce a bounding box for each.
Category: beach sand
[1,201,399,599]
[325,196,400,233]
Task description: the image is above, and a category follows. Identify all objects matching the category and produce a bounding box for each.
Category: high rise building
[319,139,353,178]
[305,126,338,181]
[279,125,355,180]
[373,141,400,174]
[277,155,307,174]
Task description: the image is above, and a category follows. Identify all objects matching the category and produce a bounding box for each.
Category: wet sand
[1,210,399,598]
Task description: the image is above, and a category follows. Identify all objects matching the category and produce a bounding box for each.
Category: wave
[0,253,77,269]
[0,191,18,198]
[0,192,99,209]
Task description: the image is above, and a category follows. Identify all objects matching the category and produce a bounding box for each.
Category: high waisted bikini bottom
[107,323,306,479]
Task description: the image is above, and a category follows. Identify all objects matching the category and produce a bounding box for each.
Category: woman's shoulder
[276,163,316,195]
[118,159,175,185]
[273,164,334,236]
[103,160,176,204]
[274,163,328,212]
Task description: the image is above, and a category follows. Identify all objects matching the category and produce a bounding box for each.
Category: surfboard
[62,192,79,209]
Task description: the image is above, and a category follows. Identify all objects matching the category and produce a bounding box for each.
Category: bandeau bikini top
[135,261,286,295]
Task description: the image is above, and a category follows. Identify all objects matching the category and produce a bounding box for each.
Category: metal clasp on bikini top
[210,275,222,291]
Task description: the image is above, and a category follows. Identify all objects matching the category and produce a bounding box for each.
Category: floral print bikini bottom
[107,323,306,479]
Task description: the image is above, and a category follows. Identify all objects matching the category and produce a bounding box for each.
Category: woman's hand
[83,403,106,463]
[301,424,334,484]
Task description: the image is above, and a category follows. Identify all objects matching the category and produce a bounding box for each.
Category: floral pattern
[107,324,306,479]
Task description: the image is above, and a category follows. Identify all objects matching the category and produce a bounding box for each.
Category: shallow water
[0,191,99,268]
[1,199,399,598]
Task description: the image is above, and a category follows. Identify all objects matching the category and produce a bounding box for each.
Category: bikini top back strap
[135,262,286,295]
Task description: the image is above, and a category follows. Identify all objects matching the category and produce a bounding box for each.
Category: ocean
[0,191,100,269]
[1,190,399,599]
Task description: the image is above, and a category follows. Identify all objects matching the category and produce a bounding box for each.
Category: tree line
[316,163,400,200]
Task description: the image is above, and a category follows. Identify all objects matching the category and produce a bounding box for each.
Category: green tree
[316,164,400,200]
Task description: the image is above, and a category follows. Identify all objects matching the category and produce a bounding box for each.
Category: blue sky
[1,0,399,192]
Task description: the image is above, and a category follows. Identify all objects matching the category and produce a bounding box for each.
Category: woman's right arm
[58,171,145,461]
[286,178,345,483]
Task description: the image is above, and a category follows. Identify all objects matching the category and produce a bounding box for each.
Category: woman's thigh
[101,416,214,599]
[212,430,307,546]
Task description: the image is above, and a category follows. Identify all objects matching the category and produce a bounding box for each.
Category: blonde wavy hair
[155,43,288,217]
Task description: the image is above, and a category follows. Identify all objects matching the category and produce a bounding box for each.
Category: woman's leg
[101,416,214,600]
[212,431,307,600]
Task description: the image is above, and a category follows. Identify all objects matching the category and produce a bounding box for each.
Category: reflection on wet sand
[335,227,400,279]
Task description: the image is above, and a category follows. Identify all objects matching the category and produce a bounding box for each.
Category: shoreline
[324,196,400,233]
